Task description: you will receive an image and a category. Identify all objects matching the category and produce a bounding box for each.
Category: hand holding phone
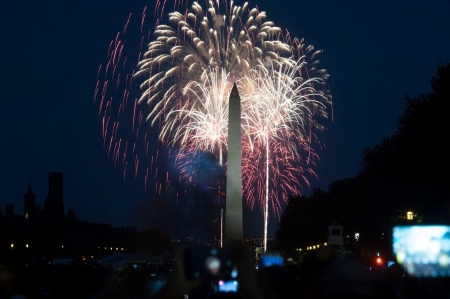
[183,247,239,293]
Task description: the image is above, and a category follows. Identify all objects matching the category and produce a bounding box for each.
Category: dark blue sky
[1,0,449,236]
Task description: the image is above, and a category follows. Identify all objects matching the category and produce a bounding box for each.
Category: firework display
[95,0,331,250]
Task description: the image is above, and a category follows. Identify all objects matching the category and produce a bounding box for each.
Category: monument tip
[230,83,239,97]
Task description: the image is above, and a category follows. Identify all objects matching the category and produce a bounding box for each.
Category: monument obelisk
[225,83,243,244]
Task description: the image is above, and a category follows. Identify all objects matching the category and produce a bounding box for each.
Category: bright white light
[407,211,413,220]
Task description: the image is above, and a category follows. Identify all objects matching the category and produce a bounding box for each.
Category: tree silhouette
[359,62,450,224]
[276,63,450,256]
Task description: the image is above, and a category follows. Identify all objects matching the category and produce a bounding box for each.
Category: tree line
[276,63,450,258]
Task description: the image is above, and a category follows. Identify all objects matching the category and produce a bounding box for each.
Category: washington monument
[225,83,243,243]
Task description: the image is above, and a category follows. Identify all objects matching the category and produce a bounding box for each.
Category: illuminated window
[25,213,29,219]
[324,243,327,246]
[407,211,413,220]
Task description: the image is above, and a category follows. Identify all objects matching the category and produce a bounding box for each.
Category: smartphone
[216,280,239,293]
[260,252,284,267]
[183,247,238,293]
[393,225,450,277]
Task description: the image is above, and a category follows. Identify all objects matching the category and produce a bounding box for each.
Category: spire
[230,82,239,97]
[24,180,35,197]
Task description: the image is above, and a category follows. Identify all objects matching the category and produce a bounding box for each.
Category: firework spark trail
[135,0,294,125]
[165,67,231,165]
[238,60,327,250]
[95,0,331,249]
[150,59,327,250]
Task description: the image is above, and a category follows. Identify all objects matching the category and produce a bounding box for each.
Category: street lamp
[407,211,413,220]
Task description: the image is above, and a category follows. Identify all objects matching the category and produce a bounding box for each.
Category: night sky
[1,0,449,236]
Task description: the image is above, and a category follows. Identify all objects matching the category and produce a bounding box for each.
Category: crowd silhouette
[2,244,450,299]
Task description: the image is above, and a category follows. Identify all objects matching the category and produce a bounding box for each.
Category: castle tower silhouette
[23,180,36,219]
[44,172,65,220]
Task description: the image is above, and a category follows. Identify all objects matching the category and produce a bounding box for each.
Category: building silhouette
[43,172,65,220]
[24,180,36,219]
[1,172,67,221]
[5,204,14,216]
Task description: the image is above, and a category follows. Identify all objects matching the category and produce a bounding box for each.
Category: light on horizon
[407,211,414,220]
